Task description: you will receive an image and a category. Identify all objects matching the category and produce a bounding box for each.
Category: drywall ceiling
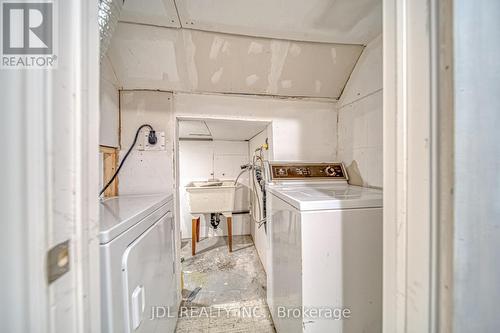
[120,0,382,45]
[107,23,364,99]
[120,0,181,28]
[178,119,269,141]
[178,120,211,138]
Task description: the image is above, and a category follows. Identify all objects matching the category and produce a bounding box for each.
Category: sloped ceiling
[121,0,382,45]
[107,0,381,99]
[120,0,181,28]
[176,0,381,45]
[108,23,364,99]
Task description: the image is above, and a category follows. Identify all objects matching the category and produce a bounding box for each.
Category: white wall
[118,90,337,171]
[118,90,174,195]
[100,55,120,147]
[337,35,383,188]
[178,140,251,239]
[174,92,337,162]
[454,1,500,331]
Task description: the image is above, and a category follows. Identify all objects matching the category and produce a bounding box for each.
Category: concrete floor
[175,235,275,333]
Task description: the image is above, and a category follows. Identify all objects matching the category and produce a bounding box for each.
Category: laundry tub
[185,181,237,214]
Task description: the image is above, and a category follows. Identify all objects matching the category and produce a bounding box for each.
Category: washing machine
[100,194,178,333]
[266,163,382,333]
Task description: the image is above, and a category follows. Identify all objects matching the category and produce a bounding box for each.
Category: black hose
[99,124,155,197]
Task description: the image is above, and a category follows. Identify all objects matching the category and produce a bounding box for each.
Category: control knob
[325,165,336,176]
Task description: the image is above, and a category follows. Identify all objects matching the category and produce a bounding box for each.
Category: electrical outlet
[144,131,166,151]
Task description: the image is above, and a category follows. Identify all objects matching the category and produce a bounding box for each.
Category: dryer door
[122,211,174,333]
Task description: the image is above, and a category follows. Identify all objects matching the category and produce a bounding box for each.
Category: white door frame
[0,0,100,332]
[383,0,452,332]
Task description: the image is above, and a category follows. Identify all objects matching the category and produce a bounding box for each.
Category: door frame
[0,0,100,332]
[383,0,453,332]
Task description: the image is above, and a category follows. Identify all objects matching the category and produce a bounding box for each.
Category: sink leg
[191,218,197,256]
[227,216,232,252]
[196,217,200,242]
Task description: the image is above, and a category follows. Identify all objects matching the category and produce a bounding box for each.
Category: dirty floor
[175,235,275,333]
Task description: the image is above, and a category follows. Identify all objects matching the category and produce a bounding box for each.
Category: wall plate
[142,131,166,151]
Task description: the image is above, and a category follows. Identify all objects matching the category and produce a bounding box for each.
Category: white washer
[266,163,382,333]
[100,194,178,333]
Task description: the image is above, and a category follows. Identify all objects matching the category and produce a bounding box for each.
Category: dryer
[99,194,178,333]
[266,163,382,333]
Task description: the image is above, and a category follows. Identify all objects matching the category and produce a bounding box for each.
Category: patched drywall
[189,29,362,98]
[107,22,363,99]
[118,90,174,194]
[107,24,191,91]
[337,35,382,188]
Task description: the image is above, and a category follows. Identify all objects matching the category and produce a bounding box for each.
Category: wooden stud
[100,145,119,197]
[191,218,197,256]
[196,217,200,242]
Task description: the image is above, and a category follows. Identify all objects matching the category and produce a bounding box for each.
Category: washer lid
[99,193,171,243]
[267,184,382,211]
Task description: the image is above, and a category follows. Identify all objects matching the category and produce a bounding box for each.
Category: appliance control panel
[269,163,348,181]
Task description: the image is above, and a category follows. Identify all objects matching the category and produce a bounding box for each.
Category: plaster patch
[248,41,264,55]
[209,37,226,60]
[267,40,290,94]
[331,47,337,64]
[222,40,229,54]
[211,67,224,83]
[162,41,180,82]
[125,40,179,82]
[183,31,198,89]
[245,74,259,86]
[289,43,301,57]
[281,80,292,89]
[315,80,322,93]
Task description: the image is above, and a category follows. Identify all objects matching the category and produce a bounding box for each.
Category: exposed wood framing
[100,145,119,197]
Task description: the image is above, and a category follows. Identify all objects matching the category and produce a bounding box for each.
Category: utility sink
[185,180,238,214]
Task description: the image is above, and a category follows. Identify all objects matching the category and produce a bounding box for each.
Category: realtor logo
[1,0,57,68]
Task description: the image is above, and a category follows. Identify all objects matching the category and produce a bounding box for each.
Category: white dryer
[266,163,382,333]
[100,194,178,333]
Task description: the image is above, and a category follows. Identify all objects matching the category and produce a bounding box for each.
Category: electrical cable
[231,145,267,227]
[99,124,157,197]
[251,147,267,227]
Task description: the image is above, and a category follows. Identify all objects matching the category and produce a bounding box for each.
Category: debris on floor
[175,235,275,333]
